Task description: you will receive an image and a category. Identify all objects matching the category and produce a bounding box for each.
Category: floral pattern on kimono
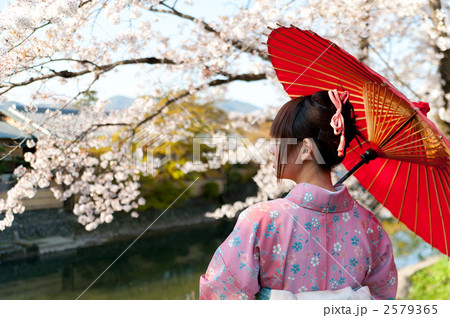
[199,183,398,300]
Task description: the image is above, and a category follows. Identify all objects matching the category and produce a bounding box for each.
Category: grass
[407,257,450,300]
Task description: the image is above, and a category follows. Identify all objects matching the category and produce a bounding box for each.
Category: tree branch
[0,56,179,95]
[148,3,269,61]
[72,123,130,144]
[6,21,51,53]
[132,72,267,133]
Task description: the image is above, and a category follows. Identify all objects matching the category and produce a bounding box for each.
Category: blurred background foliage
[407,257,450,300]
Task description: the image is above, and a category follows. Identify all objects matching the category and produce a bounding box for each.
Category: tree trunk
[358,3,371,63]
[429,0,450,111]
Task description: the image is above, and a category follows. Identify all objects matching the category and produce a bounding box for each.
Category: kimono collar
[284,182,354,213]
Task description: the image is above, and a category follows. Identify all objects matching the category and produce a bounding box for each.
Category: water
[0,220,235,300]
[391,227,441,269]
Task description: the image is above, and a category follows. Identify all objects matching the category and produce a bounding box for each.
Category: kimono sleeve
[362,227,398,300]
[199,206,261,300]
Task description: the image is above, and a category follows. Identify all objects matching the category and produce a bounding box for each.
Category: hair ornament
[328,89,349,157]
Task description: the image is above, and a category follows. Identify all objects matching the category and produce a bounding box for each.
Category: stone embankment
[0,196,234,263]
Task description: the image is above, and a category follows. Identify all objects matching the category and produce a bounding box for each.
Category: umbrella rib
[289,94,367,112]
[385,154,446,160]
[370,83,378,143]
[371,116,415,139]
[351,102,368,107]
[268,52,365,90]
[363,83,403,145]
[425,168,433,249]
[270,55,359,90]
[382,121,425,151]
[382,120,426,150]
[363,83,374,141]
[386,150,446,162]
[376,89,400,145]
[385,155,448,165]
[385,142,447,158]
[290,26,381,83]
[405,159,446,166]
[345,139,369,155]
[391,125,446,157]
[378,99,413,147]
[276,78,363,96]
[386,153,446,160]
[439,170,450,251]
[351,100,368,106]
[267,41,368,86]
[415,166,420,236]
[386,139,444,153]
[431,168,449,256]
[288,92,365,101]
[441,168,450,204]
[383,161,401,205]
[379,113,416,149]
[396,162,410,221]
[278,79,334,91]
[384,158,445,168]
[375,85,391,145]
[383,112,407,121]
[276,72,360,90]
[386,151,447,158]
[363,83,374,142]
[388,154,447,159]
[367,160,388,191]
[374,83,383,144]
[359,126,367,132]
[376,94,404,145]
[370,83,377,142]
[270,27,378,83]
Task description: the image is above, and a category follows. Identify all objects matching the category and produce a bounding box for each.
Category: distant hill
[1,98,134,111]
[0,101,77,114]
[3,97,263,114]
[0,101,23,107]
[106,95,135,110]
[215,100,262,114]
[1,101,75,110]
[104,96,262,114]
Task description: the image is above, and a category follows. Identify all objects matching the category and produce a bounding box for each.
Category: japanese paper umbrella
[265,24,450,256]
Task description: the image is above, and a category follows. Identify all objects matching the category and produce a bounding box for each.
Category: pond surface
[385,220,442,269]
[0,217,441,299]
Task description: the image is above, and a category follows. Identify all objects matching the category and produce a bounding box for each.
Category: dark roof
[0,102,80,137]
[0,121,34,140]
[0,101,79,115]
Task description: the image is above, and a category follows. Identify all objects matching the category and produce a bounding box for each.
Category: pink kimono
[199,182,398,300]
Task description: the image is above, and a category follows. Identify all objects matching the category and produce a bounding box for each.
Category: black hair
[269,90,363,181]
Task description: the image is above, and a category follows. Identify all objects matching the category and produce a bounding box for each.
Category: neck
[293,161,335,192]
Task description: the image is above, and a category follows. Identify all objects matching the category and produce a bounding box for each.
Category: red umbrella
[266,24,450,256]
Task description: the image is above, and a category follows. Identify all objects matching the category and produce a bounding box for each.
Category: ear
[298,138,313,162]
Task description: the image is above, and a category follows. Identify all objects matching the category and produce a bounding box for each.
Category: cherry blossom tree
[0,0,448,231]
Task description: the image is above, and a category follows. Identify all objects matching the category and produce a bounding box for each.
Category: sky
[0,0,286,109]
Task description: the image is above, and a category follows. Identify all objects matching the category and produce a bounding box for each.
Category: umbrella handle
[334,148,379,186]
